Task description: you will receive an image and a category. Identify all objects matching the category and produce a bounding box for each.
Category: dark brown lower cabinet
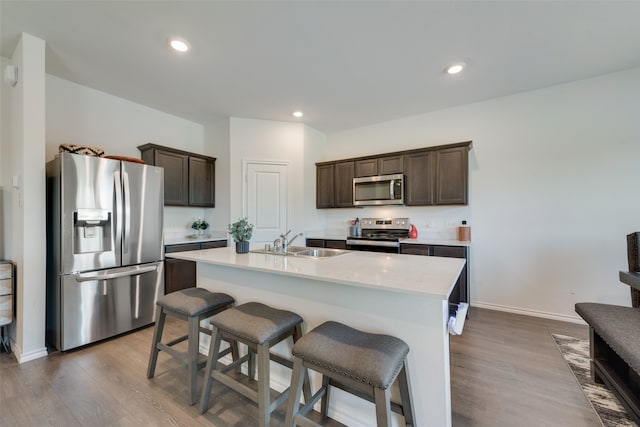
[400,243,469,306]
[305,239,347,249]
[164,240,227,294]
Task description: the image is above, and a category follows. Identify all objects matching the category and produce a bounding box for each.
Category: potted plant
[228,217,254,253]
[191,218,209,237]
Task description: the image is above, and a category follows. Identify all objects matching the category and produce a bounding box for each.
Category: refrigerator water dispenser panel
[74,208,112,254]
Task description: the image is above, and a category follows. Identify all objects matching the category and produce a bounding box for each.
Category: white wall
[228,117,311,240]
[1,33,48,362]
[0,56,11,259]
[45,75,213,236]
[204,118,231,232]
[302,125,328,233]
[324,68,640,321]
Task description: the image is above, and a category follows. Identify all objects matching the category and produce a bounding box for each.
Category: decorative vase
[236,241,250,254]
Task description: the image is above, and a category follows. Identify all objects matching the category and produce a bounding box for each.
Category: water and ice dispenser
[73,208,112,254]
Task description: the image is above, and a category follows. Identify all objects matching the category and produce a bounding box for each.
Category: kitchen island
[166,246,465,427]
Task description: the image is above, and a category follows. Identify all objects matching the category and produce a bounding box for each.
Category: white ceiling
[2,1,640,133]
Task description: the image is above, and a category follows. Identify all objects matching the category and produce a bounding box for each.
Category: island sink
[249,246,349,259]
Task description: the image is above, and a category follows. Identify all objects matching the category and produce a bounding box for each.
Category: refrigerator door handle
[74,264,158,282]
[122,171,131,255]
[114,170,123,256]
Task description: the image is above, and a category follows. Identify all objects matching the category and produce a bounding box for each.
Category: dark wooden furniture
[404,150,434,206]
[628,231,640,307]
[434,145,468,205]
[147,288,237,405]
[354,155,404,177]
[200,302,310,426]
[316,141,471,208]
[575,232,640,424]
[138,144,216,207]
[305,238,348,250]
[164,240,227,294]
[400,243,469,306]
[315,161,355,208]
[285,321,415,426]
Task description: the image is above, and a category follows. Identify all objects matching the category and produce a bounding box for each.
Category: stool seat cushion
[157,288,234,317]
[210,302,303,345]
[575,302,640,375]
[292,321,409,390]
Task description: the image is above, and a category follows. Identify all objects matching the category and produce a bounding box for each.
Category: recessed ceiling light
[170,39,190,53]
[292,111,303,118]
[446,62,466,75]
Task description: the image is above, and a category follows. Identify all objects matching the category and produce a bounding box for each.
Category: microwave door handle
[390,180,395,200]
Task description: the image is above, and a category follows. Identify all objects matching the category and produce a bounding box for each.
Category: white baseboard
[472,301,586,325]
[10,339,48,364]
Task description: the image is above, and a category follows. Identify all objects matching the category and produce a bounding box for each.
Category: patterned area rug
[552,334,637,427]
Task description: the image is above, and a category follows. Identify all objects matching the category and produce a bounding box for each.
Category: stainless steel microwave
[353,174,404,206]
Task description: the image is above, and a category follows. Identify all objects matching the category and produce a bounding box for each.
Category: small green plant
[191,218,209,231]
[228,217,254,242]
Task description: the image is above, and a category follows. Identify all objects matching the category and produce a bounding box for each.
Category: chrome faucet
[280,230,303,252]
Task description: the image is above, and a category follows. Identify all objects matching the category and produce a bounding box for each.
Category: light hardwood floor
[0,307,600,426]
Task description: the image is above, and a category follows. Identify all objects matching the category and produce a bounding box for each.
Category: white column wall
[228,117,307,239]
[322,68,640,321]
[2,33,48,362]
[204,118,231,232]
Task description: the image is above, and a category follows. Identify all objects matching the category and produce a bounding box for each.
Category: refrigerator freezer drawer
[55,262,164,351]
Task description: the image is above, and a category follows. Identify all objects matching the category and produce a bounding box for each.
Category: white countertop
[164,231,228,246]
[166,245,465,299]
[402,238,471,247]
[305,234,471,247]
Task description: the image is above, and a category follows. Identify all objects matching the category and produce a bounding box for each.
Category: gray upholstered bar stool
[284,321,415,427]
[147,288,237,405]
[200,302,311,427]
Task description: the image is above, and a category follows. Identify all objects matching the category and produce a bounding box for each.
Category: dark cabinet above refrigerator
[138,143,216,207]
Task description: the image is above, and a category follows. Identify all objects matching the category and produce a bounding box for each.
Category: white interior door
[244,161,289,243]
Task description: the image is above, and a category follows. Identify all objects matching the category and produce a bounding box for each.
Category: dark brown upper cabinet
[404,150,434,206]
[316,161,354,208]
[334,161,355,207]
[188,157,215,207]
[354,155,404,177]
[434,146,468,205]
[316,141,471,208]
[316,164,335,208]
[138,144,216,207]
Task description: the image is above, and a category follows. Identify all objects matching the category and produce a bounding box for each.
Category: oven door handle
[346,239,399,248]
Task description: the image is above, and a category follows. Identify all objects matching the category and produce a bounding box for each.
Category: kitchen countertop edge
[167,246,464,299]
[305,235,471,247]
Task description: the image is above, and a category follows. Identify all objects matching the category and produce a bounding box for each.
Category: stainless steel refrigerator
[46,153,164,351]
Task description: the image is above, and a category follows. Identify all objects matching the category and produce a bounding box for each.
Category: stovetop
[349,217,410,241]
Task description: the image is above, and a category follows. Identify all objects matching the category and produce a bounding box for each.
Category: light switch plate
[3,65,18,87]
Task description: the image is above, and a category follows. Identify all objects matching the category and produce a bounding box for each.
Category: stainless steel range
[346,218,410,253]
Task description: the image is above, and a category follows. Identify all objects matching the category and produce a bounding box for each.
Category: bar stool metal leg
[200,326,223,414]
[146,288,236,405]
[147,308,165,378]
[199,302,309,427]
[284,321,414,427]
[374,387,392,427]
[188,315,201,405]
[397,361,415,426]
